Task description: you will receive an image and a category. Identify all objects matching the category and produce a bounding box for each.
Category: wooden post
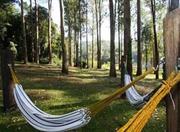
[163,8,180,132]
[1,48,15,112]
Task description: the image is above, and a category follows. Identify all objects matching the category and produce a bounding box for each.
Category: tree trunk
[117,0,121,70]
[79,0,82,68]
[91,10,94,68]
[150,0,159,79]
[35,0,39,64]
[109,0,116,77]
[21,0,28,64]
[1,49,15,112]
[48,0,52,64]
[124,0,132,76]
[68,24,72,66]
[164,8,180,132]
[95,0,101,69]
[98,0,102,69]
[30,0,34,62]
[145,43,148,71]
[86,0,89,68]
[60,0,68,74]
[136,0,142,75]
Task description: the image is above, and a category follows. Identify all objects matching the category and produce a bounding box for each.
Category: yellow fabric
[117,72,180,132]
[88,67,155,116]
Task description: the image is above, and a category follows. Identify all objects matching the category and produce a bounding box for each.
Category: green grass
[0,64,166,132]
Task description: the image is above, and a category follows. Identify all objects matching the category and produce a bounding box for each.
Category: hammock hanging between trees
[118,72,180,132]
[9,66,156,132]
[124,74,158,107]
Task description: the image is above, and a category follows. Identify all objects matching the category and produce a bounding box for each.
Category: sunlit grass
[0,64,166,132]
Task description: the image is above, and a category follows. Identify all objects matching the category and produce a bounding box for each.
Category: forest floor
[0,64,166,132]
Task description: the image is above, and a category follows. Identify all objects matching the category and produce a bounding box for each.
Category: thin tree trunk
[68,24,72,66]
[136,0,142,75]
[30,0,34,62]
[35,0,39,64]
[95,0,100,69]
[98,0,101,69]
[60,0,68,74]
[109,0,116,77]
[145,43,148,71]
[48,0,52,64]
[79,0,82,68]
[86,0,89,68]
[74,30,76,66]
[124,0,132,77]
[118,0,121,70]
[73,10,79,67]
[150,0,159,79]
[91,11,94,68]
[21,0,28,64]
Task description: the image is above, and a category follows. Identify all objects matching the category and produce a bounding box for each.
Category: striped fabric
[13,84,91,132]
[125,74,151,107]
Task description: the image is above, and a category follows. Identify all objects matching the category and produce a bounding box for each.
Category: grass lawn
[0,64,166,132]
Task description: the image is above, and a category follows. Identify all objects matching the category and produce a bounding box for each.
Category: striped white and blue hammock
[13,84,91,132]
[125,74,156,107]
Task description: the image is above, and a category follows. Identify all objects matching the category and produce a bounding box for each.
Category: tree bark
[117,0,121,70]
[48,0,52,64]
[79,0,82,68]
[60,0,68,74]
[21,0,28,64]
[95,0,101,69]
[136,0,142,75]
[29,0,34,62]
[68,24,72,66]
[35,0,39,64]
[91,10,94,68]
[98,0,102,69]
[1,49,15,112]
[150,0,159,79]
[86,0,89,68]
[124,0,132,77]
[109,0,116,77]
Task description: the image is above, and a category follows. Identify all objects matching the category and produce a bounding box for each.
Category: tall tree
[124,0,132,77]
[95,0,101,69]
[29,0,34,62]
[91,8,94,68]
[21,0,28,64]
[109,0,116,77]
[48,0,52,64]
[79,0,82,68]
[136,0,142,75]
[98,0,102,69]
[150,0,159,79]
[64,0,73,66]
[86,0,89,68]
[60,0,68,74]
[73,3,79,67]
[35,0,39,64]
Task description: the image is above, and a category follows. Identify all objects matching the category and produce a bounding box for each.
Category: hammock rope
[117,72,180,132]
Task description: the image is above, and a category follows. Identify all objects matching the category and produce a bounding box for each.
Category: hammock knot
[162,80,172,90]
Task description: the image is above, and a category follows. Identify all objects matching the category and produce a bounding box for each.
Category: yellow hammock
[10,66,155,117]
[118,71,180,132]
